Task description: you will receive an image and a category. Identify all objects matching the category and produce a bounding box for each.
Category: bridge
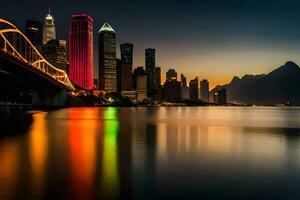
[0,18,79,106]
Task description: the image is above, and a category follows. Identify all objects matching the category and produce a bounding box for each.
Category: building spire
[48,7,51,15]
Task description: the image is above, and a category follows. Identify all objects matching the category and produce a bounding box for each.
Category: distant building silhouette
[133,67,148,101]
[181,74,189,100]
[218,88,227,105]
[213,92,218,104]
[69,13,94,89]
[189,77,199,100]
[163,80,181,102]
[133,66,143,90]
[153,66,162,99]
[200,79,209,102]
[116,58,121,92]
[25,20,43,46]
[41,39,67,72]
[166,68,177,82]
[43,8,56,44]
[99,22,117,93]
[119,43,133,92]
[145,48,155,97]
[120,43,133,64]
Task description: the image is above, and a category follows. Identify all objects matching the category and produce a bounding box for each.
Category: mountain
[210,61,300,105]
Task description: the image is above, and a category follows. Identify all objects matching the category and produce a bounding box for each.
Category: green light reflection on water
[101,107,120,198]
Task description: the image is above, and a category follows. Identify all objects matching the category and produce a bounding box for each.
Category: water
[0,107,300,200]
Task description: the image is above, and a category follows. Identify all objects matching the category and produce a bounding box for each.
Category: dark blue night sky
[2,0,300,87]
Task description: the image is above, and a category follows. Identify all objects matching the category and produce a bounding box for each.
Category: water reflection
[0,138,19,199]
[100,107,120,199]
[68,108,98,200]
[0,107,299,199]
[29,112,48,195]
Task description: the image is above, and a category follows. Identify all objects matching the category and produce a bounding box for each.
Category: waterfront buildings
[119,43,133,92]
[200,79,209,102]
[133,67,148,101]
[166,68,177,82]
[120,43,133,65]
[189,77,199,101]
[99,22,117,93]
[181,74,189,100]
[43,9,56,44]
[154,66,162,99]
[25,20,43,46]
[163,80,181,102]
[133,66,143,90]
[69,13,94,89]
[41,39,67,72]
[145,48,155,97]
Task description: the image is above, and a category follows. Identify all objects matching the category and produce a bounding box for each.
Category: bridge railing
[0,18,75,90]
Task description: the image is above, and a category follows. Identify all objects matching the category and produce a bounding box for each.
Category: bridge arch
[0,18,74,90]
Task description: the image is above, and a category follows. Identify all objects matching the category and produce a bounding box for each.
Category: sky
[2,0,300,88]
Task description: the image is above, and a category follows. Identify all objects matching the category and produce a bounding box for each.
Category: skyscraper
[25,20,43,46]
[43,8,56,44]
[180,74,187,87]
[154,66,162,99]
[133,67,148,101]
[181,74,189,100]
[145,48,155,97]
[154,67,161,87]
[163,80,181,103]
[99,23,117,93]
[120,43,133,92]
[120,43,133,64]
[166,68,177,82]
[116,58,121,93]
[200,79,209,102]
[133,66,144,90]
[189,77,199,101]
[69,13,94,89]
[41,39,67,72]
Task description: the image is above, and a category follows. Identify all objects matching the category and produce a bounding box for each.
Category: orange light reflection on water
[29,112,48,191]
[68,108,98,199]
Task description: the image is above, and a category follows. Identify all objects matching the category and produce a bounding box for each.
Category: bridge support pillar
[32,89,67,107]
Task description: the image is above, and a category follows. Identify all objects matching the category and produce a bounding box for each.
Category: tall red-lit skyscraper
[69,13,93,89]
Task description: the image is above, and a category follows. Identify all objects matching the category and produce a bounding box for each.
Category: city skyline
[3,0,300,88]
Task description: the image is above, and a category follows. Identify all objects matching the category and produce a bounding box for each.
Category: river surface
[0,107,300,200]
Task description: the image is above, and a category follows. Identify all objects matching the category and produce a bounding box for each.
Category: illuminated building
[41,39,67,72]
[200,79,209,102]
[218,88,227,105]
[181,74,189,100]
[189,77,199,100]
[145,48,155,97]
[43,8,56,44]
[25,20,43,46]
[119,43,133,92]
[99,22,117,93]
[166,68,177,82]
[69,13,94,89]
[163,80,181,102]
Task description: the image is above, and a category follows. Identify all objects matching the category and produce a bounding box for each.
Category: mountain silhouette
[210,61,300,105]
